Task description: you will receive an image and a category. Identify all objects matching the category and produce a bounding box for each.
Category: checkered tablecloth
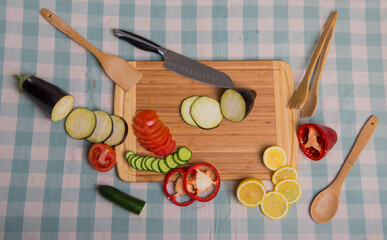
[1,0,386,239]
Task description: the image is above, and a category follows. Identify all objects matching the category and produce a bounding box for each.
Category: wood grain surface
[114,61,298,182]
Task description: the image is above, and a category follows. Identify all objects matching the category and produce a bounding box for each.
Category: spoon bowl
[309,115,378,224]
[310,188,340,224]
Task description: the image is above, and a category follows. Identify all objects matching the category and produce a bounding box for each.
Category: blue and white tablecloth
[1,0,386,239]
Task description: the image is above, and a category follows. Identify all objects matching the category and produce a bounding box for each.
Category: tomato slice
[134,125,167,141]
[137,126,169,145]
[136,110,158,120]
[154,140,176,157]
[297,123,337,161]
[183,163,220,202]
[132,120,163,136]
[163,168,195,207]
[133,112,159,128]
[88,143,116,172]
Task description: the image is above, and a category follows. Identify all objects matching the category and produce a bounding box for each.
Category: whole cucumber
[98,185,146,215]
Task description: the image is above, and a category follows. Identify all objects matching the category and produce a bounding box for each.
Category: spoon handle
[40,9,102,58]
[331,115,378,190]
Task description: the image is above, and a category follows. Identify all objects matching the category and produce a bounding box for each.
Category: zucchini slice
[135,157,144,171]
[158,159,171,173]
[190,96,223,129]
[151,158,161,173]
[141,156,150,171]
[65,108,96,140]
[16,74,74,122]
[177,147,192,161]
[103,115,128,147]
[165,154,179,169]
[125,151,135,160]
[180,96,199,127]
[87,111,113,143]
[145,157,155,171]
[129,155,140,169]
[173,153,186,165]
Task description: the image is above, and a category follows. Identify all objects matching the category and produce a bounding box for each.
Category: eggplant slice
[103,115,128,147]
[190,96,223,129]
[180,96,199,127]
[86,111,113,143]
[220,88,256,122]
[16,74,74,121]
[65,108,96,139]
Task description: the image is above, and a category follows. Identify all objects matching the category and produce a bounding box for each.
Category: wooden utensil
[40,8,143,91]
[300,22,336,118]
[288,11,337,109]
[310,115,378,224]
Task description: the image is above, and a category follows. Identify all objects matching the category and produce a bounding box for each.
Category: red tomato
[136,110,158,120]
[134,125,168,141]
[133,110,159,128]
[132,120,163,136]
[137,126,169,145]
[143,134,172,151]
[88,143,116,172]
[154,140,176,157]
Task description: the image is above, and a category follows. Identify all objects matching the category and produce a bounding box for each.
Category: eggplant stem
[15,74,34,92]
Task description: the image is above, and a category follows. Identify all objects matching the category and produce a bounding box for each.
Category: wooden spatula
[40,8,143,91]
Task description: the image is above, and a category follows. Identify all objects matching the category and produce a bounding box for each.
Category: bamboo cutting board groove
[115,61,298,182]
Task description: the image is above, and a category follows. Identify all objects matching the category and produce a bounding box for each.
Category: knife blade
[114,29,234,89]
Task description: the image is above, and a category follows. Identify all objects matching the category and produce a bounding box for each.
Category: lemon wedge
[272,166,299,185]
[263,146,287,171]
[236,178,266,207]
[260,191,289,220]
[274,179,302,205]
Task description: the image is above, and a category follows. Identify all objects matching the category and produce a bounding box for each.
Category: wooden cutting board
[114,60,298,182]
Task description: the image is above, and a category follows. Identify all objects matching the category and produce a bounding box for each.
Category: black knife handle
[114,29,162,54]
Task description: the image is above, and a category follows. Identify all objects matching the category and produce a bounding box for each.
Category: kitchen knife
[114,29,234,89]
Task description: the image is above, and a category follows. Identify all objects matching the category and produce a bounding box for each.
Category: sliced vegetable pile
[236,146,302,220]
[180,88,256,129]
[16,74,74,122]
[125,146,192,173]
[66,108,128,146]
[163,162,221,206]
[133,110,176,157]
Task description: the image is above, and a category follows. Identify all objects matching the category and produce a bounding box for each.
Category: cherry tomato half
[183,163,220,202]
[88,143,116,172]
[163,168,195,207]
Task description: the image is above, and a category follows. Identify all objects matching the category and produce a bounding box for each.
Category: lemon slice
[272,166,299,185]
[274,179,302,205]
[236,178,266,207]
[263,146,287,171]
[260,191,289,220]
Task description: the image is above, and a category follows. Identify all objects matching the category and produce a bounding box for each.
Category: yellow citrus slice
[263,146,287,171]
[272,166,299,185]
[274,179,302,205]
[236,178,266,207]
[260,191,289,220]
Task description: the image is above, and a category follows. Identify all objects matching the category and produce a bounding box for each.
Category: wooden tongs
[288,11,337,118]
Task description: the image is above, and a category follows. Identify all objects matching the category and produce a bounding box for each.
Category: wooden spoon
[310,115,378,224]
[40,8,142,91]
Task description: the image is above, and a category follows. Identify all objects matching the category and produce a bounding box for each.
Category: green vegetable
[98,185,146,215]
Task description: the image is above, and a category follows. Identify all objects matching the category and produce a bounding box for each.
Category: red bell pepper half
[163,168,195,207]
[297,123,337,161]
[183,163,221,202]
